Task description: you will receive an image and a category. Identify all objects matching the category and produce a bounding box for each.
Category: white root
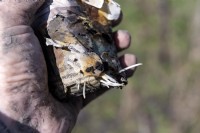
[100,74,124,88]
[102,74,117,83]
[100,63,143,88]
[119,63,142,73]
[100,80,110,88]
[83,82,86,99]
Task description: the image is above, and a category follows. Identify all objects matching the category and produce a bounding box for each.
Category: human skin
[0,1,137,133]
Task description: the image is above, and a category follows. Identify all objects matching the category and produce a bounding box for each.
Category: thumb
[0,1,45,27]
[0,0,45,13]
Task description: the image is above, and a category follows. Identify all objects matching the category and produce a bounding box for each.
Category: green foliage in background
[73,0,200,133]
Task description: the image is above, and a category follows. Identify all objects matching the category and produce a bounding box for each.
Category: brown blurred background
[73,0,200,132]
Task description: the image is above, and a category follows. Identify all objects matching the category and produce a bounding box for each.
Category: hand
[0,1,137,133]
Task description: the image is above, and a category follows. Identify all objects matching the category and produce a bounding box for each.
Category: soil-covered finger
[119,54,137,77]
[113,30,131,52]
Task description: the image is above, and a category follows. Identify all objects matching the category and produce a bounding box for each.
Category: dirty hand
[0,1,136,133]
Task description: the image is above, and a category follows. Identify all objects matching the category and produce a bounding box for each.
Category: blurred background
[73,0,200,132]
